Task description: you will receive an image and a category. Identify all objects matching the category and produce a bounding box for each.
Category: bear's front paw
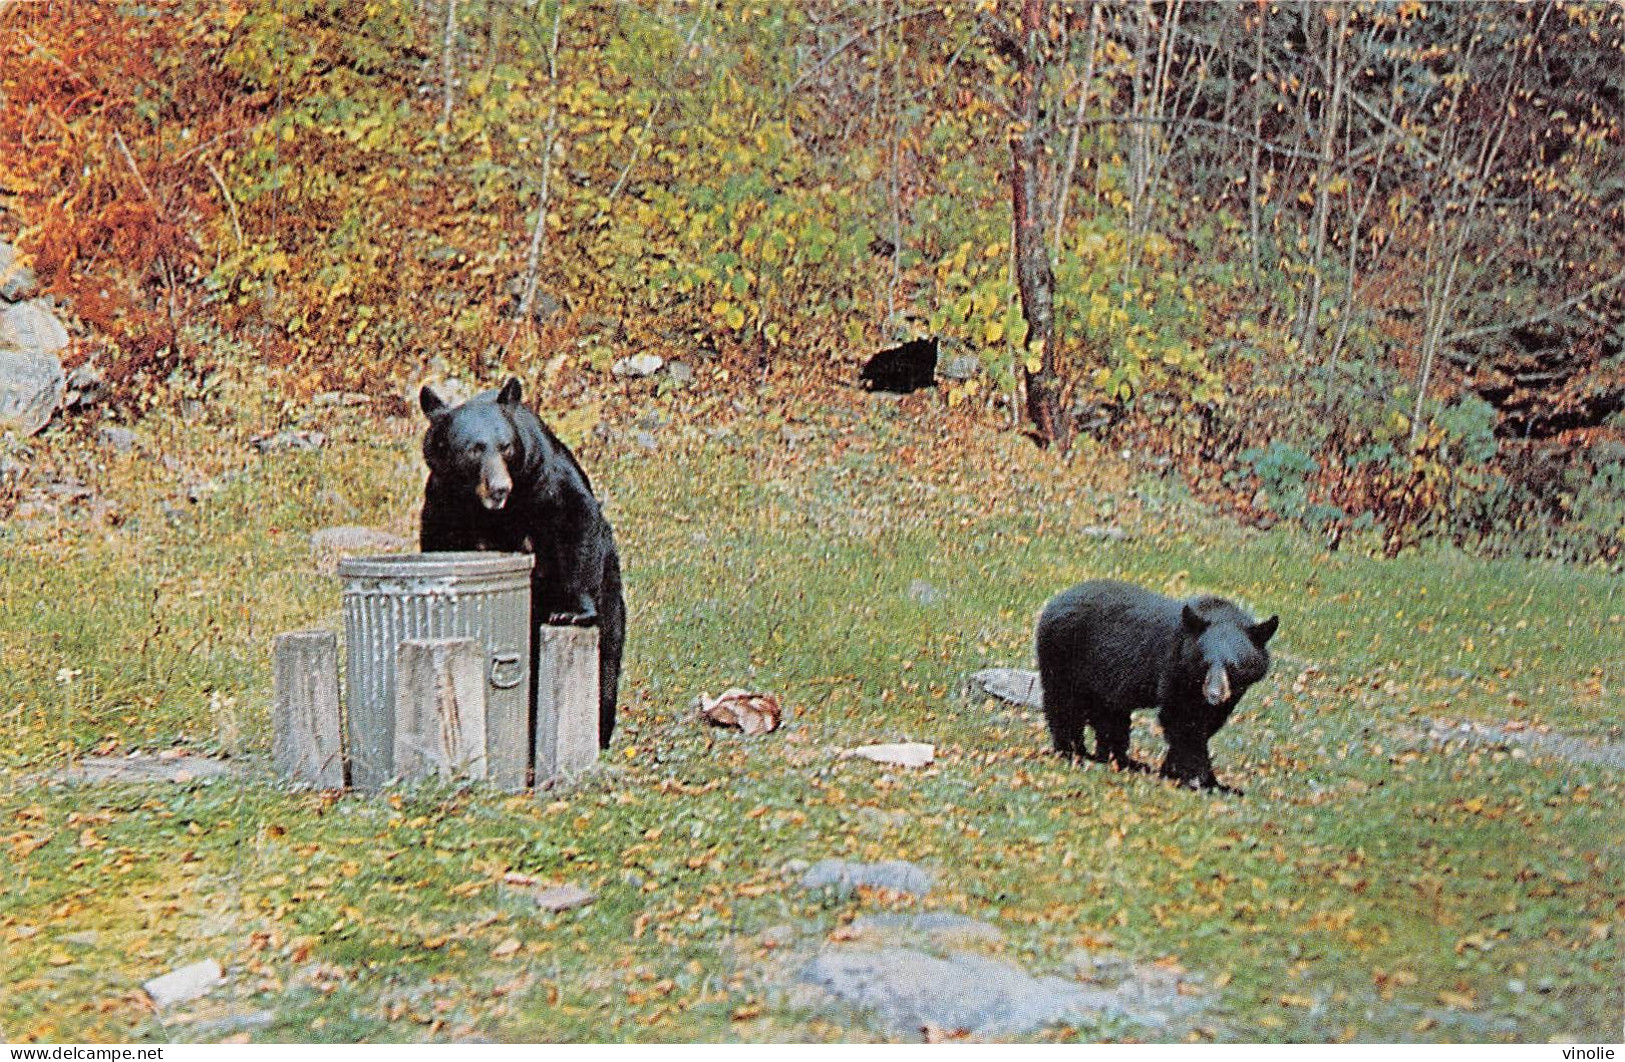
[546,610,599,627]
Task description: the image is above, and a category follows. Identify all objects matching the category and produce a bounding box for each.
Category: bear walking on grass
[419,378,625,749]
[1035,579,1277,793]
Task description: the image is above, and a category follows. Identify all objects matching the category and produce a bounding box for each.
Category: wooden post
[273,630,346,788]
[534,626,599,784]
[394,638,487,783]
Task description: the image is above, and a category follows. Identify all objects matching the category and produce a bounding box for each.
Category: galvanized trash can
[339,552,533,791]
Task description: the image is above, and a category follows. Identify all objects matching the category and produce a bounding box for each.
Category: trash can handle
[489,652,524,689]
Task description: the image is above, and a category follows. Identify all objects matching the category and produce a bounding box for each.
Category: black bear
[1034,579,1278,793]
[859,337,937,393]
[419,378,625,749]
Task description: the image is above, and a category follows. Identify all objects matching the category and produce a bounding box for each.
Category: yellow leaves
[1436,988,1477,1010]
[1278,993,1316,1008]
[945,377,980,410]
[711,300,746,330]
[5,831,54,859]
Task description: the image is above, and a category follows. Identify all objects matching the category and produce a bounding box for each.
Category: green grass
[2,391,1620,1042]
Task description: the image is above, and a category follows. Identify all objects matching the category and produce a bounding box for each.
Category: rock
[50,754,238,785]
[97,425,137,453]
[186,1010,276,1039]
[1078,525,1128,542]
[1422,718,1625,770]
[906,579,945,606]
[801,859,935,898]
[799,948,1138,1039]
[1,299,70,355]
[612,353,664,379]
[968,668,1043,711]
[0,241,38,302]
[632,430,658,451]
[63,362,106,410]
[842,743,935,769]
[940,354,982,382]
[666,361,695,386]
[310,526,411,573]
[533,884,595,913]
[143,959,225,1008]
[0,346,64,436]
[849,913,1005,945]
[250,429,325,454]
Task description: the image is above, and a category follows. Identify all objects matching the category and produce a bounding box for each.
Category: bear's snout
[1202,663,1231,706]
[476,456,513,510]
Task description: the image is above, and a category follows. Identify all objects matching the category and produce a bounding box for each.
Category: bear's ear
[1249,615,1280,646]
[497,378,524,407]
[1181,604,1210,635]
[419,386,447,417]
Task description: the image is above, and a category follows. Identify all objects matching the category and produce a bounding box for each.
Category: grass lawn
[2,385,1619,1042]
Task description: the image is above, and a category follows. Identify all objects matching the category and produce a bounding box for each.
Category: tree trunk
[1010,0,1065,450]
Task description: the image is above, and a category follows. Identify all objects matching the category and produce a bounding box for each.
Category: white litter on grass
[144,959,225,1008]
[842,742,935,768]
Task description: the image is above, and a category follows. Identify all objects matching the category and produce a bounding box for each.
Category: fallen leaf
[1436,989,1476,1010]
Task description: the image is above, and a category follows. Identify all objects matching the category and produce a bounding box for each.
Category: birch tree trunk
[1010,0,1065,450]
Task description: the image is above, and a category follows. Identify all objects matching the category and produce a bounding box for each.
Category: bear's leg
[1158,714,1237,793]
[546,526,604,627]
[1036,657,1091,760]
[595,549,625,749]
[1092,712,1146,772]
[1042,695,1091,760]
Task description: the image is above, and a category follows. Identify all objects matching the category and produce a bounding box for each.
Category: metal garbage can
[339,552,533,790]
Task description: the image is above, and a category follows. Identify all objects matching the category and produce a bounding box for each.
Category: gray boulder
[800,948,1131,1039]
[0,241,38,302]
[0,298,71,435]
[0,348,64,437]
[801,859,935,898]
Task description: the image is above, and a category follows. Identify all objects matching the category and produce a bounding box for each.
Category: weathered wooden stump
[534,625,600,784]
[272,630,346,788]
[393,638,487,783]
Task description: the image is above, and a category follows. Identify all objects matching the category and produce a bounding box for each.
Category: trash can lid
[337,551,535,579]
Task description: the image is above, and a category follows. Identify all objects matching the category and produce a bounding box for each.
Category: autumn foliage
[1,0,1619,562]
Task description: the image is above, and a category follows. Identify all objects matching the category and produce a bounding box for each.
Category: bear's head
[1175,598,1279,707]
[420,378,527,511]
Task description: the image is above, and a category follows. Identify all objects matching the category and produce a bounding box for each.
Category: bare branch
[1444,266,1625,349]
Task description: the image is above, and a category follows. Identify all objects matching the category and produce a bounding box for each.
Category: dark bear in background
[859,337,937,393]
[1035,579,1278,793]
[419,378,625,749]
